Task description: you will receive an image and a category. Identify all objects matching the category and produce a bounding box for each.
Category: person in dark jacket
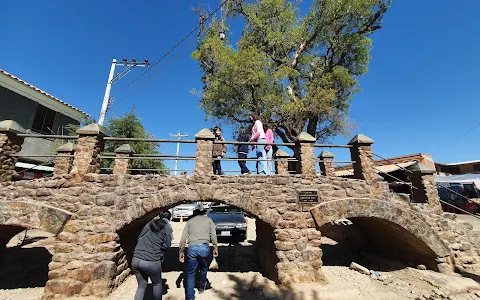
[133,216,171,300]
[237,130,251,174]
[212,126,227,175]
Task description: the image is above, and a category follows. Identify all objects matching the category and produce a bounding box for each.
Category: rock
[350,262,370,275]
[450,243,461,251]
[417,264,427,270]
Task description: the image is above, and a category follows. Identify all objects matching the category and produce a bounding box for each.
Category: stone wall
[0,173,478,298]
[0,133,23,182]
[70,135,103,175]
[412,204,480,274]
[0,173,394,298]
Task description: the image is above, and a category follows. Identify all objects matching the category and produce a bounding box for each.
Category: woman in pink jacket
[264,124,275,175]
[249,114,267,174]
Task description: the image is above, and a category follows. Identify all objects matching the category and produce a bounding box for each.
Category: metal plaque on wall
[298,190,319,203]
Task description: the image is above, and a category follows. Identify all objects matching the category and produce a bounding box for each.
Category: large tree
[192,0,390,143]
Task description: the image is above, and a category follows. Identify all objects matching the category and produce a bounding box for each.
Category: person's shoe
[198,281,212,294]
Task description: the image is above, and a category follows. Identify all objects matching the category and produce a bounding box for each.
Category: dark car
[207,203,247,241]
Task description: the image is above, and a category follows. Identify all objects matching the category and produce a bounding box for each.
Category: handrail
[315,159,356,164]
[103,137,197,143]
[12,154,74,158]
[102,153,196,159]
[313,144,352,148]
[216,140,295,147]
[100,156,196,161]
[16,134,78,139]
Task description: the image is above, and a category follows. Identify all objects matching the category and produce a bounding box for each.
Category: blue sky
[1,0,479,173]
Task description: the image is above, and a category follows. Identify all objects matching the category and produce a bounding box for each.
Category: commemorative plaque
[298,190,319,203]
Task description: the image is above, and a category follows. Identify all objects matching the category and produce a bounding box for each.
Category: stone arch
[310,198,451,270]
[0,201,72,251]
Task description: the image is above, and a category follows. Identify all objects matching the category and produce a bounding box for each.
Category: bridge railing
[0,119,443,211]
[0,120,375,181]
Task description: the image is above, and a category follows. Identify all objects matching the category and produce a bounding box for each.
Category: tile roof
[0,69,89,117]
[335,161,417,177]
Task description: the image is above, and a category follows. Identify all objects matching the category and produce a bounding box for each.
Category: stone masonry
[112,144,135,175]
[318,150,335,177]
[70,124,106,176]
[54,143,76,176]
[0,124,479,299]
[0,120,26,182]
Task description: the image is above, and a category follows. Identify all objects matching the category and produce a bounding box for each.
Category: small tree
[103,110,167,174]
[192,0,390,144]
[65,111,166,174]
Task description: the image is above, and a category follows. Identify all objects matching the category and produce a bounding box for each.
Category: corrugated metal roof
[335,161,417,177]
[0,69,89,117]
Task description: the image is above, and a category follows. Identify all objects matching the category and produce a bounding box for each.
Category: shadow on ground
[0,246,51,289]
[212,274,324,300]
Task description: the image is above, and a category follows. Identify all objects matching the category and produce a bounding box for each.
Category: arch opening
[0,225,54,289]
[319,217,439,271]
[114,200,274,297]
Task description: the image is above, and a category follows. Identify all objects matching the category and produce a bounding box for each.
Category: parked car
[207,203,247,241]
[172,202,203,220]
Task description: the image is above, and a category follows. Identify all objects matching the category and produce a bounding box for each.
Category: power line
[433,121,480,154]
[107,39,197,115]
[110,0,229,99]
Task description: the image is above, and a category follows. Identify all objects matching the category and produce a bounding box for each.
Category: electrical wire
[109,0,229,99]
[107,39,197,114]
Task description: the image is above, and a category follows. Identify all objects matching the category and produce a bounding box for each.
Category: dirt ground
[1,216,480,300]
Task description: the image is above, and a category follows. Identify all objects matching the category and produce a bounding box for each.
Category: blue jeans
[265,147,274,174]
[256,138,267,174]
[186,244,210,300]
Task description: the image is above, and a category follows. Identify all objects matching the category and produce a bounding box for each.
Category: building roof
[0,69,89,118]
[436,160,480,166]
[335,161,417,177]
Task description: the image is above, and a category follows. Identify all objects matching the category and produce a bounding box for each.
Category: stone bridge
[0,120,479,300]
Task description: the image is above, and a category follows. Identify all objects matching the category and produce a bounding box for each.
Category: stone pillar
[70,124,107,175]
[54,143,75,176]
[295,132,316,175]
[348,134,378,188]
[194,128,215,177]
[113,144,135,175]
[274,149,290,175]
[409,163,443,212]
[318,150,335,176]
[0,120,26,182]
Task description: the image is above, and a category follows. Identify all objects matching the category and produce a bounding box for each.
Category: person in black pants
[212,127,226,175]
[237,131,251,175]
[132,216,171,300]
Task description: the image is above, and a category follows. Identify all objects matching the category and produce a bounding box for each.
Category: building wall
[0,86,38,129]
[436,163,480,175]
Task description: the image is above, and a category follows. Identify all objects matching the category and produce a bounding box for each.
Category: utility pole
[98,58,150,125]
[170,132,188,176]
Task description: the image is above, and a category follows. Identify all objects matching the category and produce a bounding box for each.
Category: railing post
[70,123,107,175]
[409,163,443,212]
[295,132,316,175]
[113,144,135,175]
[54,143,75,176]
[318,150,335,176]
[274,149,290,175]
[348,134,378,187]
[195,128,215,177]
[0,120,26,182]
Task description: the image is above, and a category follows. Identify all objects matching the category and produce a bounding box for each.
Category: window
[474,164,480,172]
[449,166,460,174]
[32,105,57,134]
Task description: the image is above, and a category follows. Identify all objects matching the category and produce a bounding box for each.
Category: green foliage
[65,110,166,174]
[103,110,166,174]
[193,0,390,142]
